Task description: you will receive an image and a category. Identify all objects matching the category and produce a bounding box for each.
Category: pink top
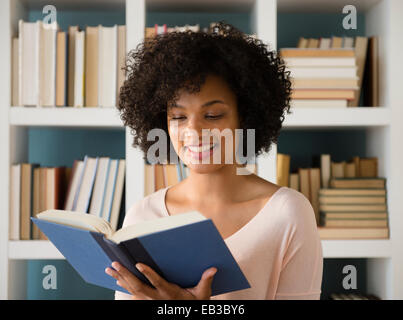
[114,186,323,300]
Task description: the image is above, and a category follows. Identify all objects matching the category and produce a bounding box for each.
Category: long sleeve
[273,192,323,300]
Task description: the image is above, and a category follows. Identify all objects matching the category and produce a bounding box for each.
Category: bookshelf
[1,0,402,300]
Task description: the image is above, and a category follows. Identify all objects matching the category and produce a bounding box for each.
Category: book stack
[12,20,126,108]
[9,155,125,240]
[277,152,388,238]
[318,177,389,239]
[279,35,378,108]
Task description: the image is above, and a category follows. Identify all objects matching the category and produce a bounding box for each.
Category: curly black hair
[117,21,292,163]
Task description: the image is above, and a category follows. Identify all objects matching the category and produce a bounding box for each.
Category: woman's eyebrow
[170,100,226,109]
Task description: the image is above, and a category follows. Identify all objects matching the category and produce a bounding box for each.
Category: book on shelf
[290,89,355,100]
[280,48,355,57]
[145,160,257,197]
[9,155,125,240]
[349,37,368,107]
[329,293,381,300]
[56,30,67,106]
[144,161,190,196]
[31,209,250,296]
[277,153,389,236]
[363,36,379,107]
[329,177,385,189]
[276,153,290,187]
[318,226,389,239]
[13,20,126,108]
[65,155,126,232]
[319,176,389,235]
[282,34,378,108]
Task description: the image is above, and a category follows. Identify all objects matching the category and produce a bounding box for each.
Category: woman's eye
[206,114,223,119]
[171,116,186,120]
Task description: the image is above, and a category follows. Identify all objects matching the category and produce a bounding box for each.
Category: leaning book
[31,210,250,296]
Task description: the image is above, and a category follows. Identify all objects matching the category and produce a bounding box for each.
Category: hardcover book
[31,210,250,296]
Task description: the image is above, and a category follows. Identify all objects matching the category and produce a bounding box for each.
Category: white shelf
[283,107,391,128]
[8,241,63,260]
[8,239,393,260]
[9,106,124,128]
[321,239,393,258]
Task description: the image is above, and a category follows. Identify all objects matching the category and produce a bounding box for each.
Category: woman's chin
[183,162,226,174]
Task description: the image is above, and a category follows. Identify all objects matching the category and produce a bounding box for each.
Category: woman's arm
[272,192,324,300]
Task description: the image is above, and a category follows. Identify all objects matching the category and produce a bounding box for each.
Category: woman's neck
[182,164,251,204]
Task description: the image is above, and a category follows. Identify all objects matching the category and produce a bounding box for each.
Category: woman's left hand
[105,261,217,300]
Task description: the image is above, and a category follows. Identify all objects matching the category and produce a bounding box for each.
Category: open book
[32,210,250,296]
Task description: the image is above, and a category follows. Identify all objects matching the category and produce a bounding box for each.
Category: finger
[193,267,217,299]
[111,262,157,298]
[106,267,136,294]
[136,263,169,291]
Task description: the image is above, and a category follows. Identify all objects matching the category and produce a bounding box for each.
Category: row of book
[9,155,125,240]
[329,293,381,300]
[144,161,257,196]
[280,35,378,108]
[277,153,389,239]
[144,22,256,41]
[12,20,126,108]
[144,161,189,196]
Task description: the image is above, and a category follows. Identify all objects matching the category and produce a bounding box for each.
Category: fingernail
[209,268,217,277]
[136,263,144,272]
[112,262,120,270]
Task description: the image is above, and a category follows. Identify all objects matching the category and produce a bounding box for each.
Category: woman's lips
[184,143,217,161]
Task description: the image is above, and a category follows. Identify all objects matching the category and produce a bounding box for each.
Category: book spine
[120,238,165,289]
[90,233,152,287]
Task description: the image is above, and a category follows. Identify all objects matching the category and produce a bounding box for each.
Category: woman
[107,22,323,300]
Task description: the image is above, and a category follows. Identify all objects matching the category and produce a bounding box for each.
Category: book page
[37,209,113,236]
[110,211,206,243]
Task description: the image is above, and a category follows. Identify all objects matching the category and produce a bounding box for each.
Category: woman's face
[167,74,240,174]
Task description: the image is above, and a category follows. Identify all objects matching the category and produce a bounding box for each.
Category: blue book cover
[31,216,250,296]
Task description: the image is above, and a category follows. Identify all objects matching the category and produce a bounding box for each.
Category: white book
[64,160,84,211]
[145,164,155,196]
[74,156,99,213]
[290,99,348,108]
[12,38,19,106]
[101,159,119,222]
[319,38,331,49]
[116,25,126,106]
[287,66,357,78]
[283,57,356,67]
[98,25,117,107]
[9,164,21,240]
[343,37,354,48]
[74,30,85,107]
[109,159,126,231]
[19,20,41,106]
[89,157,111,217]
[39,21,58,106]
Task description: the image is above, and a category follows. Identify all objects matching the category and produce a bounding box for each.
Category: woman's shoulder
[122,187,168,227]
[271,186,317,226]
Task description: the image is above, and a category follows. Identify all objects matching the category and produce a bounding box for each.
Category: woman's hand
[105,262,217,300]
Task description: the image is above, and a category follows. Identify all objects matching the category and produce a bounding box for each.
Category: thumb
[193,267,217,299]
